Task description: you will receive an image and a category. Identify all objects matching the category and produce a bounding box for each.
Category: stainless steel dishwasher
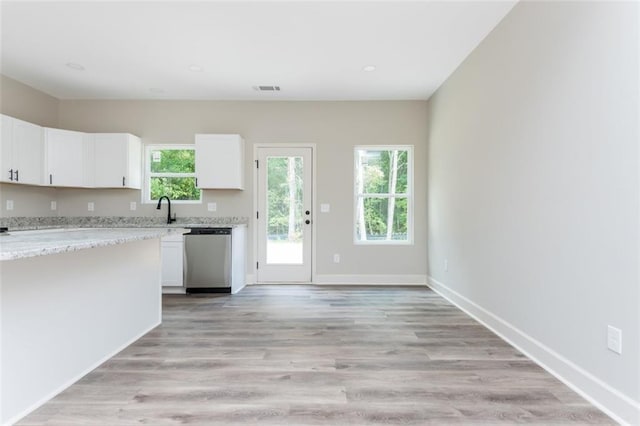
[183,227,232,293]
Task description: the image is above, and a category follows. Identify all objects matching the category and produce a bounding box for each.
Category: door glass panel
[266,156,304,264]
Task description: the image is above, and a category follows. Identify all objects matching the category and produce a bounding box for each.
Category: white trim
[252,143,317,284]
[162,286,186,294]
[427,276,640,426]
[315,274,427,285]
[3,322,160,426]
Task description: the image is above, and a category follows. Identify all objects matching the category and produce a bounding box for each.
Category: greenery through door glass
[148,148,200,201]
[355,148,410,242]
[267,156,303,241]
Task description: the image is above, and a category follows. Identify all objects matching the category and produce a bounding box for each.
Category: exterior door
[257,147,312,283]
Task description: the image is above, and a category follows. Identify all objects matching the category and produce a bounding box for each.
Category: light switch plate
[607,325,622,354]
[207,202,217,212]
[6,200,14,211]
[87,202,95,212]
[130,201,137,211]
[320,203,330,213]
[50,201,57,211]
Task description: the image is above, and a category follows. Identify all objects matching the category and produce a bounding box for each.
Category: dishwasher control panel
[185,227,231,235]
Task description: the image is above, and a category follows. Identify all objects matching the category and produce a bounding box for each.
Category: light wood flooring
[18,285,613,425]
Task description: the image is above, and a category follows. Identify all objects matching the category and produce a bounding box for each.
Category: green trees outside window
[147,147,201,202]
[355,147,412,243]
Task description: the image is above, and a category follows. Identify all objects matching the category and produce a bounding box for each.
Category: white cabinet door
[195,134,245,189]
[92,133,142,189]
[0,114,44,185]
[0,115,14,183]
[14,118,44,185]
[161,237,184,287]
[44,128,88,187]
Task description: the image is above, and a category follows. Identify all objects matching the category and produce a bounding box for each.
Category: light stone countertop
[0,216,249,231]
[0,227,185,261]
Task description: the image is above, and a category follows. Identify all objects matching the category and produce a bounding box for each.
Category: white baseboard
[4,321,160,426]
[162,286,186,294]
[427,276,640,426]
[315,274,427,285]
[246,274,255,285]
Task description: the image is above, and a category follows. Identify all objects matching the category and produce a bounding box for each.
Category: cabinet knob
[49,174,53,185]
[305,210,310,215]
[305,219,311,225]
[8,169,13,181]
[122,176,126,187]
[14,169,18,182]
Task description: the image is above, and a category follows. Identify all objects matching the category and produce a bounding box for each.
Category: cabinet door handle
[195,177,198,187]
[8,169,13,181]
[14,169,18,182]
[49,174,52,185]
[122,176,126,187]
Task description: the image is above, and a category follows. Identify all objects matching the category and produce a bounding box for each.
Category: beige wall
[0,75,59,126]
[0,73,428,278]
[0,74,59,217]
[54,100,429,278]
[3,100,427,280]
[427,1,638,422]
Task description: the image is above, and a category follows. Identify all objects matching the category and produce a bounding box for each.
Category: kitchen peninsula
[0,227,180,425]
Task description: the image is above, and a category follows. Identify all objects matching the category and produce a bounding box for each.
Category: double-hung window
[354,146,413,244]
[144,145,201,203]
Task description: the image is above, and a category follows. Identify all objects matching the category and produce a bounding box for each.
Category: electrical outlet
[130,201,137,211]
[444,259,448,272]
[333,253,340,263]
[607,325,622,354]
[50,201,57,211]
[207,202,217,212]
[87,202,95,212]
[321,203,330,213]
[6,200,13,211]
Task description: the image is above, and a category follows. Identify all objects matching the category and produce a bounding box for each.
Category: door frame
[252,143,317,284]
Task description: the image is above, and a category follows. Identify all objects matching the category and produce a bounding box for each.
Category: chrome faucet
[156,196,176,224]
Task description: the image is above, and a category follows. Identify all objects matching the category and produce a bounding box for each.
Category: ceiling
[0,1,516,101]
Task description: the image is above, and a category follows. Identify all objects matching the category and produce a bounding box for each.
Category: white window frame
[143,144,201,204]
[353,145,414,245]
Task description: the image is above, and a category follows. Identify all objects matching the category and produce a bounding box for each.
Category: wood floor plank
[16,285,614,425]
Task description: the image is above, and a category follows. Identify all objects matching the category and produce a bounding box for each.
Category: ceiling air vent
[253,85,281,92]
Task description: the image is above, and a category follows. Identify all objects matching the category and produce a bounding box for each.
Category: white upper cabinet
[92,133,142,189]
[44,127,90,187]
[1,114,44,185]
[195,134,245,189]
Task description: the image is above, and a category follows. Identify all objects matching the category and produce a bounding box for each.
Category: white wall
[427,1,639,423]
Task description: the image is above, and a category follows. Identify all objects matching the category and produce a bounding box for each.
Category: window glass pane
[150,177,200,201]
[266,156,304,264]
[150,149,195,173]
[357,149,408,194]
[356,196,408,242]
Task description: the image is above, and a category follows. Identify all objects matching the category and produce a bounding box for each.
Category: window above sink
[144,144,201,204]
